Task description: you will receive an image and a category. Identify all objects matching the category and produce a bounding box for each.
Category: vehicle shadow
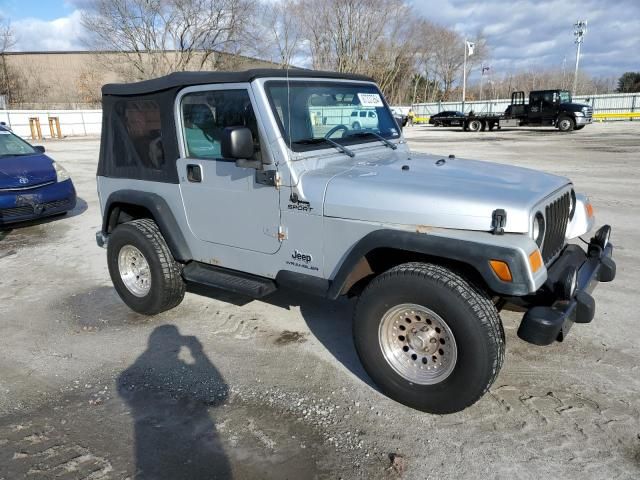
[225,288,376,389]
[117,325,231,479]
[184,285,375,388]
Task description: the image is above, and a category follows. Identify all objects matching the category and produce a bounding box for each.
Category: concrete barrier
[0,110,102,139]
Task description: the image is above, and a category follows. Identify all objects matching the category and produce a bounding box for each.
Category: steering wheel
[325,124,349,139]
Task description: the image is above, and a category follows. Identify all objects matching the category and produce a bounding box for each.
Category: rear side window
[180,89,261,160]
[114,100,164,170]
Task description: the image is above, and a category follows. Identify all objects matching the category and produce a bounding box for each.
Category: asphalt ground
[0,121,638,479]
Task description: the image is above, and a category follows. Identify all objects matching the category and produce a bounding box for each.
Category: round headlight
[532,212,545,247]
[569,189,576,220]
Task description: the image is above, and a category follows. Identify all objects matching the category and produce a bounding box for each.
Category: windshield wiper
[292,138,355,157]
[345,131,397,150]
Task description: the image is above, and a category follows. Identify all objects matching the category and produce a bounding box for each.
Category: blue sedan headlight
[53,161,71,182]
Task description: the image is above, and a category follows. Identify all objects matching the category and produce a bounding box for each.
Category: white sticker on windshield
[357,93,384,107]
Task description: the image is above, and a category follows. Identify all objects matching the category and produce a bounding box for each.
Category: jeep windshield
[264,80,400,154]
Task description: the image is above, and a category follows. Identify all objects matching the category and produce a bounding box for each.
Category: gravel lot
[1,122,638,479]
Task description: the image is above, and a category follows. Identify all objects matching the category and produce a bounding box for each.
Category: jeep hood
[319,150,570,233]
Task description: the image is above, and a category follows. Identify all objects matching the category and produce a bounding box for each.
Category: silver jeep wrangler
[96,69,616,413]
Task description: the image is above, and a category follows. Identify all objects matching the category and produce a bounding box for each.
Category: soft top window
[97,88,180,183]
[116,100,165,170]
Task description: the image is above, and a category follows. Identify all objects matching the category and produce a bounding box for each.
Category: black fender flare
[327,229,531,298]
[102,190,192,262]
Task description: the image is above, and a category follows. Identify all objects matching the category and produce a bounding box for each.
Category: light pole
[572,20,587,95]
[462,40,474,113]
[480,64,490,102]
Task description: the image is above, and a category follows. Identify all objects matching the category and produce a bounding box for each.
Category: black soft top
[102,68,374,96]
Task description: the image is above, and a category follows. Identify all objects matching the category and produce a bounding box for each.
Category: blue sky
[1,0,637,80]
[1,0,77,21]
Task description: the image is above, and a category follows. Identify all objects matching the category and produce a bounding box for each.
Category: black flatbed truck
[435,89,593,132]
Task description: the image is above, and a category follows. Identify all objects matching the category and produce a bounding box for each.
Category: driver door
[176,84,281,254]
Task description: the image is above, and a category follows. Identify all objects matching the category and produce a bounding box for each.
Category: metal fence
[411,92,640,119]
[2,93,638,140]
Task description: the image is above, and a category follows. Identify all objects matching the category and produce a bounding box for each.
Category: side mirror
[34,145,45,153]
[221,126,260,168]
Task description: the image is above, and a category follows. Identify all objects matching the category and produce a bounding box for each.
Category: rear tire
[468,119,482,132]
[353,262,504,414]
[352,121,361,130]
[107,219,185,315]
[557,116,575,132]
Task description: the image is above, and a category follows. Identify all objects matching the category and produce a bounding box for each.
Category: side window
[181,89,260,160]
[368,111,376,118]
[116,99,164,170]
[351,112,357,117]
[542,92,555,109]
[360,111,366,118]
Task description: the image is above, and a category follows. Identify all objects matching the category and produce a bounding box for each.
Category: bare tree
[257,0,302,68]
[0,19,16,105]
[81,0,256,80]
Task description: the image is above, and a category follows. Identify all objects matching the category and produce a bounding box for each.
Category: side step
[182,262,277,298]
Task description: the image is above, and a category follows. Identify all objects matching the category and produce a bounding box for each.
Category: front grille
[0,199,72,221]
[42,199,72,210]
[0,205,34,219]
[541,192,571,264]
[584,107,593,119]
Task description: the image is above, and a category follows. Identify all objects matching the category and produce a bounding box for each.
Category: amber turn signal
[586,202,594,218]
[529,250,543,273]
[489,260,512,282]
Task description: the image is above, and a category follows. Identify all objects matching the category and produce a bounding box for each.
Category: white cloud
[11,10,85,52]
[410,0,639,79]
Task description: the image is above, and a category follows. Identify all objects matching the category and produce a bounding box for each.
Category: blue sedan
[0,126,76,226]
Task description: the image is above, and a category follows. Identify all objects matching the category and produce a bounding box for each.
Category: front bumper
[0,179,77,226]
[575,115,592,126]
[517,225,615,345]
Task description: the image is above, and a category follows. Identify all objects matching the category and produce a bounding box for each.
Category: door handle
[187,164,202,183]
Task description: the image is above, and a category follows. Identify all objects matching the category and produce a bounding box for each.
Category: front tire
[107,219,185,315]
[557,116,575,132]
[353,263,504,414]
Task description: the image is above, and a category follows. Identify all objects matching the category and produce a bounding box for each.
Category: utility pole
[462,40,474,112]
[573,20,587,95]
[480,64,490,102]
[462,41,467,113]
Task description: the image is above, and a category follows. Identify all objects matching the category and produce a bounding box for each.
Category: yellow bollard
[29,117,43,140]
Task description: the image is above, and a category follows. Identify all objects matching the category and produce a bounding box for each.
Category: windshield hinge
[491,209,507,235]
[277,225,287,241]
[256,170,280,189]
